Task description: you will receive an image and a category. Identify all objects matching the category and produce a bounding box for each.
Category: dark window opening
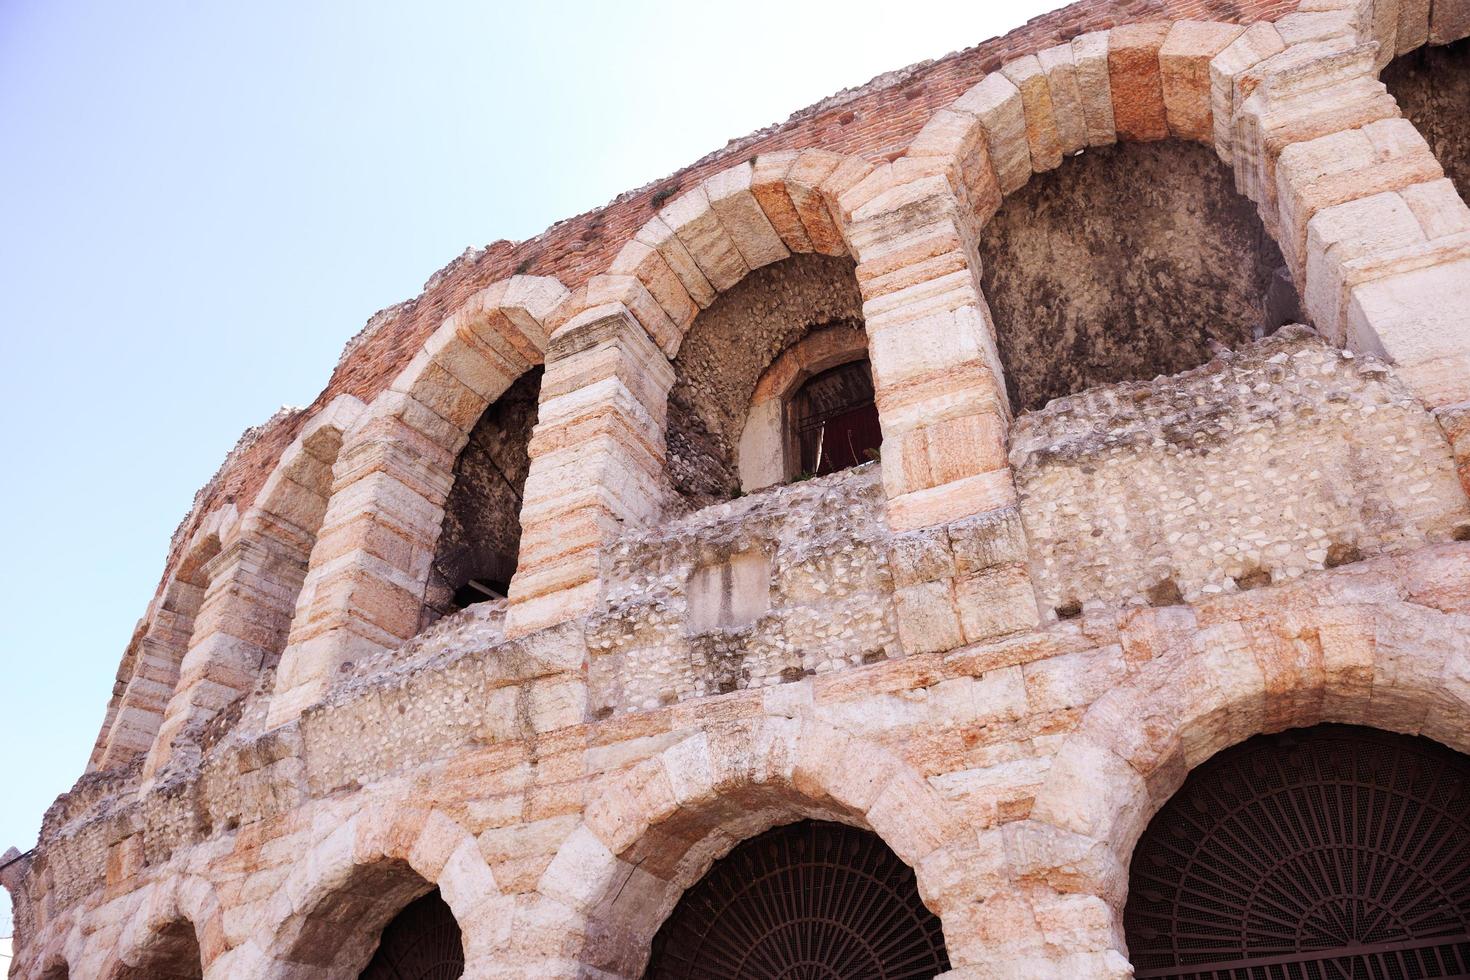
[424,368,541,626]
[451,575,510,609]
[358,889,464,980]
[790,359,881,478]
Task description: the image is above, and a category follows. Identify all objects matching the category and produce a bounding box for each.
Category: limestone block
[581,275,680,358]
[1346,257,1470,406]
[792,724,893,812]
[1108,22,1172,142]
[1231,42,1393,215]
[895,580,964,655]
[659,185,750,292]
[866,771,962,864]
[608,238,698,337]
[703,161,791,271]
[1274,10,1359,45]
[536,825,619,914]
[1069,32,1116,147]
[1398,0,1431,53]
[1209,22,1285,163]
[736,397,784,492]
[1160,21,1244,142]
[1030,738,1148,842]
[1275,118,1442,275]
[634,214,716,309]
[1401,178,1470,239]
[888,469,1018,533]
[747,151,810,254]
[955,564,1041,644]
[1303,190,1426,341]
[952,72,1032,195]
[1035,46,1085,158]
[1001,55,1064,173]
[1430,0,1470,42]
[785,149,849,254]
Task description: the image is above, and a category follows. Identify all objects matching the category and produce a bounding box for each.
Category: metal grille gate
[358,889,464,980]
[1125,725,1470,980]
[645,820,950,979]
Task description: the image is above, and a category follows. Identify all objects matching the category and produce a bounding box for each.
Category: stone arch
[505,154,881,635]
[94,506,236,769]
[532,717,985,977]
[145,395,364,776]
[738,320,872,491]
[265,275,568,727]
[35,955,71,980]
[1012,590,1470,973]
[108,874,225,979]
[256,802,504,979]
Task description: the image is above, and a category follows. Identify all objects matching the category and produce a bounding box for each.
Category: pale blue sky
[0,0,1061,933]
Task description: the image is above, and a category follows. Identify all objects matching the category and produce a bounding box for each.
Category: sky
[0,0,1063,934]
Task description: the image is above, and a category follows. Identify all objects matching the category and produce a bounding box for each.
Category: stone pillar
[144,533,307,775]
[94,509,233,771]
[265,278,564,728]
[506,305,674,638]
[1230,36,1470,486]
[266,417,457,727]
[836,113,1042,648]
[842,161,1014,534]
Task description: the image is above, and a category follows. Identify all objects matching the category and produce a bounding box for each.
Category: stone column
[505,305,674,638]
[144,533,307,775]
[266,417,457,727]
[1230,36,1470,489]
[265,278,563,728]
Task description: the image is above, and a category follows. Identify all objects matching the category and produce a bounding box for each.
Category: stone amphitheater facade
[7,0,1470,977]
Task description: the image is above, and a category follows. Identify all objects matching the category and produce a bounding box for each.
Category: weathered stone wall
[666,254,863,510]
[591,465,896,714]
[424,368,542,623]
[979,140,1288,412]
[1384,39,1470,200]
[1014,328,1470,617]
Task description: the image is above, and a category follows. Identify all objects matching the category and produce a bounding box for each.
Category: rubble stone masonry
[8,0,1470,978]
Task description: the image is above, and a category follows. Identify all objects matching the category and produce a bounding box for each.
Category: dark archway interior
[424,367,542,623]
[666,253,864,511]
[115,919,203,980]
[357,889,464,980]
[1384,37,1470,200]
[980,140,1294,414]
[644,819,949,980]
[1125,724,1470,980]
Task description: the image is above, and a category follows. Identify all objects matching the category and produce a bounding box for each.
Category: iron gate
[1126,725,1470,980]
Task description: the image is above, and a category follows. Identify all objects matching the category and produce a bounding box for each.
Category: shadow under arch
[261,803,499,980]
[536,717,980,978]
[1011,581,1470,970]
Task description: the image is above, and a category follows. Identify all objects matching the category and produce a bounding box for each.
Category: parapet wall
[1014,327,1470,616]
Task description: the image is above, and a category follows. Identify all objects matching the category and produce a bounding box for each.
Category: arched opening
[282,860,465,978]
[644,820,948,980]
[423,367,542,625]
[115,918,203,980]
[1384,38,1470,199]
[666,252,867,510]
[979,140,1295,414]
[1125,724,1470,979]
[356,889,463,980]
[787,359,881,480]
